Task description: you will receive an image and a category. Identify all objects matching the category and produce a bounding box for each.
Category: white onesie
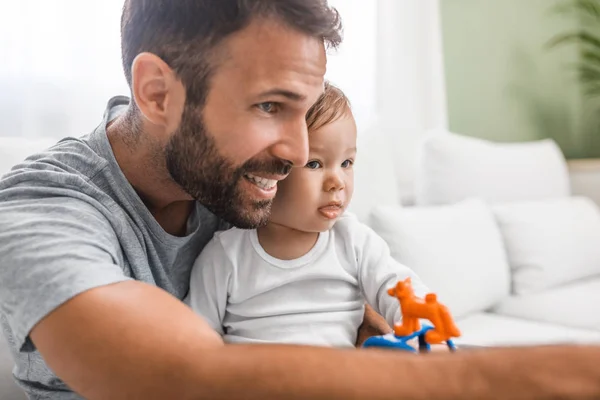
[185,213,428,347]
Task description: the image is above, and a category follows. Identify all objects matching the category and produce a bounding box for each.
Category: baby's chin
[295,217,340,234]
[268,208,344,233]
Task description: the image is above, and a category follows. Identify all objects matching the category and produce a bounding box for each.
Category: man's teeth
[246,174,277,190]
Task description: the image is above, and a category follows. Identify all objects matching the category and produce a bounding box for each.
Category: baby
[185,82,428,347]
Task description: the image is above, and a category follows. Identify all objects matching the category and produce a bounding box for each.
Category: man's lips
[243,172,287,191]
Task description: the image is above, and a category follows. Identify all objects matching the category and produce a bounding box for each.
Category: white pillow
[493,197,600,295]
[415,131,570,206]
[369,199,510,318]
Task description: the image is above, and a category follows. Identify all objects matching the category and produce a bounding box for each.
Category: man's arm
[32,280,600,400]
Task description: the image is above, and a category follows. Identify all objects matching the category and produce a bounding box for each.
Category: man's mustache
[241,158,292,176]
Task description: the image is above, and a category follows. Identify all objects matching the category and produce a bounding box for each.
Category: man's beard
[165,103,291,229]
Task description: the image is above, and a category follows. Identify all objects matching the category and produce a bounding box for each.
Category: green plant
[548,0,600,97]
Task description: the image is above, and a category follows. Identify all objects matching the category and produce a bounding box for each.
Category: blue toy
[363,324,457,353]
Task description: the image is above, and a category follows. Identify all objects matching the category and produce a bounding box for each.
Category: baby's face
[268,113,357,232]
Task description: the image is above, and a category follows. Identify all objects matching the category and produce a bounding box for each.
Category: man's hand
[356,304,392,347]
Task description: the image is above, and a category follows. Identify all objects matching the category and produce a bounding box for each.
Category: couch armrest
[568,159,600,207]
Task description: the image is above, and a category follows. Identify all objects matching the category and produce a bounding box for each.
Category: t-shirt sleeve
[339,214,429,328]
[184,236,232,336]
[0,195,130,351]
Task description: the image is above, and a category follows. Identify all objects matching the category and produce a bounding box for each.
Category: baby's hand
[355,305,392,347]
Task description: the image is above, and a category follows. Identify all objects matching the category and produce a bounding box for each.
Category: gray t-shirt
[0,96,226,399]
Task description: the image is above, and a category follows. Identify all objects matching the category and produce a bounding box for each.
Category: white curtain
[336,0,448,216]
[325,0,378,138]
[0,1,128,139]
[376,0,448,201]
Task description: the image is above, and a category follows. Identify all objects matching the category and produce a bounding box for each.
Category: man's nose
[270,119,309,167]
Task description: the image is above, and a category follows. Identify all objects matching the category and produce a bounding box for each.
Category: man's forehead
[216,18,327,80]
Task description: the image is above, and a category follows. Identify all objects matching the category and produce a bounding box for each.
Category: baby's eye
[305,160,322,169]
[341,159,354,168]
[257,102,279,114]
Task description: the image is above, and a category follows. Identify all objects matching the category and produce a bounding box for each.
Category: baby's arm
[346,217,428,327]
[184,236,233,336]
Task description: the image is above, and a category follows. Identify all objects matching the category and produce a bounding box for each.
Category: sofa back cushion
[416,131,570,206]
[369,198,511,318]
[493,197,600,294]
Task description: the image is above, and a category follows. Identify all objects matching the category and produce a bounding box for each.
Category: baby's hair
[306,81,352,132]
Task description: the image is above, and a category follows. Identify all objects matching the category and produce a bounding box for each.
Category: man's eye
[342,159,354,168]
[305,160,322,169]
[257,102,278,114]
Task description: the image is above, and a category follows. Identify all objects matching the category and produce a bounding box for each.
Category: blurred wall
[440,0,600,159]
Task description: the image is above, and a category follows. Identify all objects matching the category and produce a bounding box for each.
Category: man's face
[166,18,327,229]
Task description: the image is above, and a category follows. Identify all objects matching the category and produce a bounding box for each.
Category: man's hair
[306,81,352,132]
[120,0,342,106]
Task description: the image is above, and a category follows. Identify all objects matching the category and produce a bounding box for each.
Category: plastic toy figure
[363,278,461,353]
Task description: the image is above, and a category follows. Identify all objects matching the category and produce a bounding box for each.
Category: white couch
[352,131,600,348]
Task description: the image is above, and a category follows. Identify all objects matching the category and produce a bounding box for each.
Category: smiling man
[0,1,599,399]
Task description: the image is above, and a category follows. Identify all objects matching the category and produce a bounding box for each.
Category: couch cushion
[369,199,510,319]
[493,197,600,294]
[493,278,600,332]
[0,136,59,176]
[455,312,600,347]
[415,131,570,206]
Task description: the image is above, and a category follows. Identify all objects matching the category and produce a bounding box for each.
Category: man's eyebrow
[257,88,306,102]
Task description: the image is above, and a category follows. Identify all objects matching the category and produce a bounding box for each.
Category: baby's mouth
[318,202,343,219]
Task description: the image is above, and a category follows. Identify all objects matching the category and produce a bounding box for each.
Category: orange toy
[387,277,461,345]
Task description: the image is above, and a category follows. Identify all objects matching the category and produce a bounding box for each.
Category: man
[0,1,598,399]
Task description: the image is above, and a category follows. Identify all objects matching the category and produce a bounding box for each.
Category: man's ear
[130,52,180,127]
